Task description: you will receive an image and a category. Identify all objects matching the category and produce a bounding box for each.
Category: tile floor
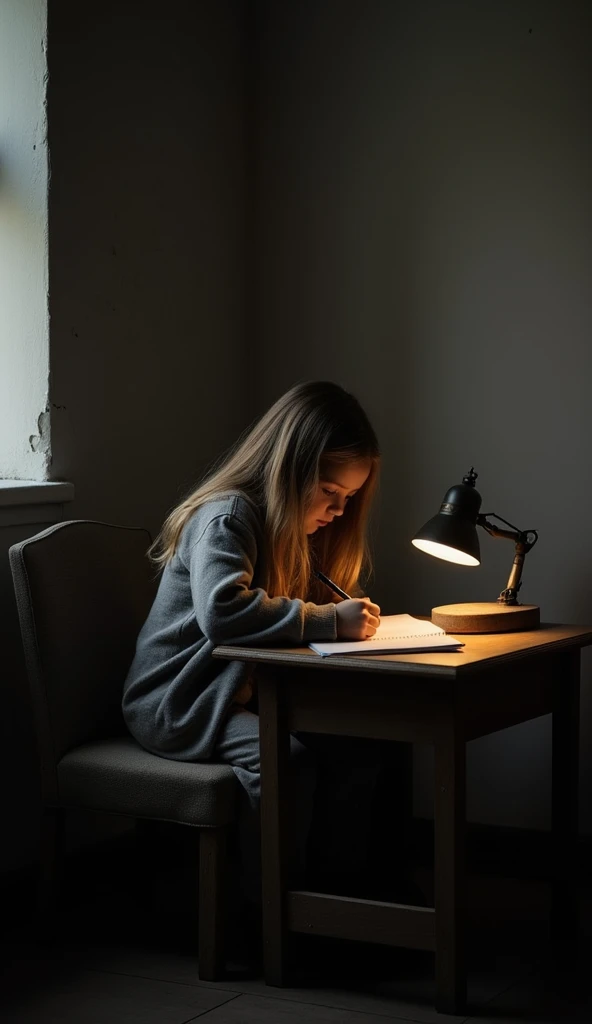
[1,826,590,1023]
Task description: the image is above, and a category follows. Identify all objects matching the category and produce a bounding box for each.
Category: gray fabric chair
[9,519,238,980]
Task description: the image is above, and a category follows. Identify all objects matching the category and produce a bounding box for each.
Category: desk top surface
[213,623,592,678]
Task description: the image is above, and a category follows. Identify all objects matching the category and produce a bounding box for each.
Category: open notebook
[309,614,464,657]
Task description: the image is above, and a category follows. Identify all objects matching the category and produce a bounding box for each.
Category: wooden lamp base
[431,602,540,634]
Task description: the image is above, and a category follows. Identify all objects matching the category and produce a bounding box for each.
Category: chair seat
[57,736,238,827]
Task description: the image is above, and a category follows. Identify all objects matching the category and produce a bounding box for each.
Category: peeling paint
[29,407,50,455]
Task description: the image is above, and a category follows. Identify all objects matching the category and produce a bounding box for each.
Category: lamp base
[431,602,540,634]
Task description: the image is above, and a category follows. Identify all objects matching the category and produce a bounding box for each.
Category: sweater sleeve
[185,511,337,646]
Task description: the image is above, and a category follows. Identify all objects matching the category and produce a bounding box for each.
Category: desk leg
[551,650,580,959]
[259,671,289,986]
[434,723,466,1014]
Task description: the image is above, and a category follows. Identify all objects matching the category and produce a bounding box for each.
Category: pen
[313,569,352,601]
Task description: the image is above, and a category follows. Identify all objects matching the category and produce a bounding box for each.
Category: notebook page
[371,614,445,641]
[308,615,463,657]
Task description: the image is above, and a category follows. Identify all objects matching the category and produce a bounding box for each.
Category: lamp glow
[411,538,480,566]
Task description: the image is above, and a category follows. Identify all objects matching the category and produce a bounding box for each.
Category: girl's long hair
[150,381,380,601]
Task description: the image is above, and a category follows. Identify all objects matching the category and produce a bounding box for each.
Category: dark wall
[48,0,250,535]
[253,0,592,830]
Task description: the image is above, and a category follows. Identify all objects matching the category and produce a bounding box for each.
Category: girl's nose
[328,497,346,516]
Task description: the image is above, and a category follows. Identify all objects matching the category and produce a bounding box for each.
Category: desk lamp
[412,468,539,633]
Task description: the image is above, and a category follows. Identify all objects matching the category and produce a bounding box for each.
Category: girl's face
[304,458,372,535]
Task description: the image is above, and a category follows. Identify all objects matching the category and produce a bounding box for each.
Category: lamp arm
[476,514,539,606]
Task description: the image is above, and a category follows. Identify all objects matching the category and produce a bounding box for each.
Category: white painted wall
[0,0,50,479]
[253,0,592,831]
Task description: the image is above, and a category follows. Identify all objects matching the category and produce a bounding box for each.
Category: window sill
[0,480,75,528]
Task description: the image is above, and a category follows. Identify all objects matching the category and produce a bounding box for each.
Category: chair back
[9,520,156,801]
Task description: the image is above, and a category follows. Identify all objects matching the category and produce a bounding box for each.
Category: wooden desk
[213,624,592,1014]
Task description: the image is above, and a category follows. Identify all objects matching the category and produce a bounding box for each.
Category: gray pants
[213,704,381,904]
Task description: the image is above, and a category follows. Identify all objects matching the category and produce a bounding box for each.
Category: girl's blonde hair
[150,381,380,601]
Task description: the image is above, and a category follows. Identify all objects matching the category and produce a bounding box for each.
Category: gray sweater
[122,493,338,760]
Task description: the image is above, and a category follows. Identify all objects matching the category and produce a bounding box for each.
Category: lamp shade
[412,469,482,566]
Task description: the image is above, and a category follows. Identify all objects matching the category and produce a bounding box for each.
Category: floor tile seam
[80,963,240,996]
[55,961,485,1024]
[178,991,243,1022]
[188,984,457,1024]
[46,957,542,1023]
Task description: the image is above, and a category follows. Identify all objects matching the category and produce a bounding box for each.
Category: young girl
[122,380,382,912]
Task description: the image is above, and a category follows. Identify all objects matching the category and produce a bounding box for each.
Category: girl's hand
[335,598,381,640]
